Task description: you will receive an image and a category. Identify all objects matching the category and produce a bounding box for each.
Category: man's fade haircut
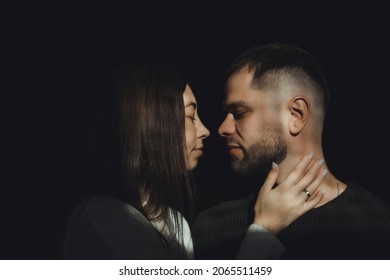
[225,43,330,116]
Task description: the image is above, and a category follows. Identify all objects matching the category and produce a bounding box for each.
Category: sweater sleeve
[235,224,285,260]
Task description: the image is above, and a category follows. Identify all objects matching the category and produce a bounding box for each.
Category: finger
[278,152,314,189]
[295,159,325,193]
[303,187,327,211]
[304,168,328,195]
[259,162,279,195]
[299,168,327,203]
[255,162,280,214]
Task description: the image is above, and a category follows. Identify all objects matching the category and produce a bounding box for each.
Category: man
[192,43,390,259]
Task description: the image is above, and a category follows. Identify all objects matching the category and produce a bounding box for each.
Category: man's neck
[276,151,347,207]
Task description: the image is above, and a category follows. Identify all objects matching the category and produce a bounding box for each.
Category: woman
[62,58,327,259]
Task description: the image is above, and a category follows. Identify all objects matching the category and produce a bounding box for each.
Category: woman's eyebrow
[185,101,197,110]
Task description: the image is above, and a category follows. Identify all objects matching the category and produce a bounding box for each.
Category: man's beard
[231,128,287,179]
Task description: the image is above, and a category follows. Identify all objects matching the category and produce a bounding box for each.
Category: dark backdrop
[4,4,390,259]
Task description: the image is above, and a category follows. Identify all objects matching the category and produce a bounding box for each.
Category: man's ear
[288,95,310,136]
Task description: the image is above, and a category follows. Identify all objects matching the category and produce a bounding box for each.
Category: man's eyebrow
[224,101,250,111]
[185,101,197,109]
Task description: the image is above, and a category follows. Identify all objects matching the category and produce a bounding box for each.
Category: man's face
[218,68,287,177]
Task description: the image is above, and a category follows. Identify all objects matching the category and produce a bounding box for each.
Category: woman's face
[183,84,210,170]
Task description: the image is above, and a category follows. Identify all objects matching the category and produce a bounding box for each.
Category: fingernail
[322,188,327,194]
[322,169,328,176]
[271,162,278,169]
[319,159,324,166]
[309,152,314,159]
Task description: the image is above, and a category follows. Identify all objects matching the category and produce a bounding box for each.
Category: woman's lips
[193,147,204,155]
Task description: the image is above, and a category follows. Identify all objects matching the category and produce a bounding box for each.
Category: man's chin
[231,161,271,179]
[231,161,253,176]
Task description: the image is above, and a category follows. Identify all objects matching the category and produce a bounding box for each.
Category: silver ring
[304,190,311,198]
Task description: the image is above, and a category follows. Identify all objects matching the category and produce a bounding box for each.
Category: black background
[4,3,390,259]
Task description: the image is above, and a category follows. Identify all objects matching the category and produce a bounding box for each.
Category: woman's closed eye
[187,115,197,122]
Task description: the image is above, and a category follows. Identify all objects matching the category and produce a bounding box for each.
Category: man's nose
[218,114,235,137]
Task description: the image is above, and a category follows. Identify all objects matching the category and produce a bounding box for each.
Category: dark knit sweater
[192,182,390,259]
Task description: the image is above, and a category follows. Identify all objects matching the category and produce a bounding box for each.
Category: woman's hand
[253,152,327,234]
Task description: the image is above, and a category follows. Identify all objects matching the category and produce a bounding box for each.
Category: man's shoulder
[345,182,390,210]
[336,182,390,228]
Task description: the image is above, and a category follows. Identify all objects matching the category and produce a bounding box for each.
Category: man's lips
[226,144,243,158]
[227,144,241,150]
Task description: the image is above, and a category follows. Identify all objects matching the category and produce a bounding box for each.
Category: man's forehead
[224,85,265,103]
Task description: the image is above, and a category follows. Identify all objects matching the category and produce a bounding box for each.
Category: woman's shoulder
[64,194,169,259]
[70,194,152,230]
